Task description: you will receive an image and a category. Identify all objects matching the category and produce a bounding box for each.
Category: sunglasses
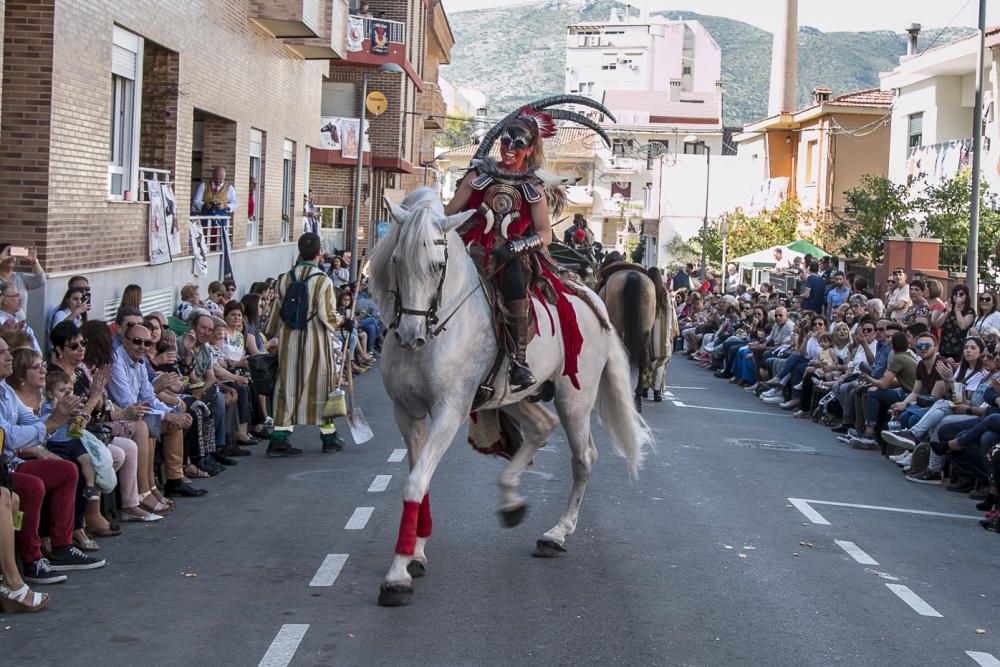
[876,327,887,332]
[130,337,153,348]
[862,327,875,333]
[980,297,993,302]
[27,363,45,371]
[886,280,896,284]
[915,342,934,351]
[64,340,88,350]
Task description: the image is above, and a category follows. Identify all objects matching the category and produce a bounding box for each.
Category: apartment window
[248,128,265,246]
[317,205,347,252]
[908,112,923,149]
[612,138,633,156]
[281,139,295,243]
[109,26,143,199]
[682,66,692,75]
[683,141,704,155]
[805,139,818,184]
[601,54,617,70]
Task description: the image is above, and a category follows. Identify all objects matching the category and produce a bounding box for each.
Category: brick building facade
[0,0,334,328]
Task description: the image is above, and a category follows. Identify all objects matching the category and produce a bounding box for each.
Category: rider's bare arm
[444,173,475,215]
[531,193,552,246]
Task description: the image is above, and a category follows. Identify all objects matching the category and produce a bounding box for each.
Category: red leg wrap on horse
[395,500,420,556]
[416,493,432,538]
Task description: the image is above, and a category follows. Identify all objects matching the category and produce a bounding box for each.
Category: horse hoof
[407,560,426,578]
[498,503,528,528]
[634,397,643,413]
[533,539,567,558]
[377,583,413,607]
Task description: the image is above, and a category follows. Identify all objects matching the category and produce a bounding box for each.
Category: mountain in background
[441,0,974,127]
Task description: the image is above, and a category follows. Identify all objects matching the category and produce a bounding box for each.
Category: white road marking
[387,448,407,463]
[661,391,674,398]
[791,498,981,522]
[885,584,943,617]
[308,554,349,587]
[788,498,831,525]
[665,385,706,390]
[345,507,374,530]
[259,624,309,667]
[368,475,392,493]
[672,402,792,416]
[835,540,879,565]
[966,651,1000,667]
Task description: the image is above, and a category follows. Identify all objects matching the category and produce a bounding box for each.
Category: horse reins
[388,238,503,339]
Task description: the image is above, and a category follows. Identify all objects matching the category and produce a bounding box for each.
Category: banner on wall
[320,117,370,158]
[160,182,182,257]
[370,19,390,55]
[347,17,364,52]
[188,219,209,277]
[146,180,171,265]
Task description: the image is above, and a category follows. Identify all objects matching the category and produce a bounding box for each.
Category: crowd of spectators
[675,255,1000,533]
[0,247,385,612]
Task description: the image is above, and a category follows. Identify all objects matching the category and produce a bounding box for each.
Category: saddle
[595,260,649,294]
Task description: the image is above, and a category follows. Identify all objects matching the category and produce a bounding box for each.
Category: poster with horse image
[319,117,342,150]
[160,182,182,256]
[145,180,171,265]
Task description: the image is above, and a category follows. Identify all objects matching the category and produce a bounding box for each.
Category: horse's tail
[596,331,654,478]
[620,271,650,372]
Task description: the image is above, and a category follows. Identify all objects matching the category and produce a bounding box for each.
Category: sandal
[139,490,173,516]
[184,465,211,479]
[73,533,100,552]
[0,583,49,613]
[149,486,176,508]
[86,524,122,538]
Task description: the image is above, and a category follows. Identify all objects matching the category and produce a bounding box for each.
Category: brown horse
[598,263,658,411]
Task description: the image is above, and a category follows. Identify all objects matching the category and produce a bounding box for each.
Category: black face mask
[499,129,532,151]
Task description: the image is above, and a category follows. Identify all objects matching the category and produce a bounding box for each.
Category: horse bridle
[387,237,503,341]
[388,239,449,336]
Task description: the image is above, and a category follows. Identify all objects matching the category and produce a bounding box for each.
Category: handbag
[322,389,348,419]
[249,353,279,396]
[85,423,114,445]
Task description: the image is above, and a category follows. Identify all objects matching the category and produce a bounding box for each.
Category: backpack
[279,266,321,330]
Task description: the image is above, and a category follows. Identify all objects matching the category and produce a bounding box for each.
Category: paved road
[5,358,1000,666]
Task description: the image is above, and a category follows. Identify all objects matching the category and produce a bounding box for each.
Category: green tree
[834,175,913,265]
[719,199,800,260]
[440,112,478,148]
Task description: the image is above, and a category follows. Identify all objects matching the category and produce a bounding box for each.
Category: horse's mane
[367,189,444,319]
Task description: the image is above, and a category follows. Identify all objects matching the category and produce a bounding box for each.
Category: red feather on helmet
[516,106,557,139]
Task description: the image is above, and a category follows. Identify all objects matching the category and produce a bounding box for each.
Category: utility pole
[967,0,986,295]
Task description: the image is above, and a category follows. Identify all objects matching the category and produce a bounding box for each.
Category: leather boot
[507,299,536,390]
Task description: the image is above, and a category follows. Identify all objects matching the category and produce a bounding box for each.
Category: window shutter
[112,45,137,79]
[321,82,357,117]
[908,113,923,135]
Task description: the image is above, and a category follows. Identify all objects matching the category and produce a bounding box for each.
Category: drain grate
[728,438,817,454]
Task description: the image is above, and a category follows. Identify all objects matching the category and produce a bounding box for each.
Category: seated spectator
[49,286,89,333]
[328,257,349,289]
[241,293,277,356]
[972,289,1000,337]
[355,282,384,355]
[0,244,45,321]
[337,291,374,372]
[934,284,975,361]
[208,316,257,452]
[0,280,40,352]
[120,284,142,312]
[108,323,201,498]
[901,280,931,326]
[0,336,104,584]
[0,485,49,612]
[176,284,208,324]
[222,278,237,304]
[177,312,231,473]
[50,321,159,524]
[206,281,226,316]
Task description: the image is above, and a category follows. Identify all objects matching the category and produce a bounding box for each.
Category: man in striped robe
[266,233,346,456]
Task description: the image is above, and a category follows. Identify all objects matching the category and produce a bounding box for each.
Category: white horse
[368,187,653,607]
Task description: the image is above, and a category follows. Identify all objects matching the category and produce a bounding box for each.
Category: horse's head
[369,189,475,351]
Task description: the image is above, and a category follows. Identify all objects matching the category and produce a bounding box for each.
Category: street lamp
[350,62,404,284]
[685,134,711,286]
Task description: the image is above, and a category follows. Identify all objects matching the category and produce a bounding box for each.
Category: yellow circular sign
[366,91,388,116]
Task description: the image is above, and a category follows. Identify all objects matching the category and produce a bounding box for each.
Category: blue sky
[440,0,999,34]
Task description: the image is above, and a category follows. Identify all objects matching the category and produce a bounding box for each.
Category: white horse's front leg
[379,404,466,607]
[497,400,559,527]
[393,406,430,578]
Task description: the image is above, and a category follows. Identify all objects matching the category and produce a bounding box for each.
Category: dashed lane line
[885,584,943,618]
[308,554,349,587]
[345,506,374,530]
[368,474,392,493]
[259,624,309,667]
[788,498,831,525]
[671,401,793,416]
[834,540,879,566]
[387,448,407,463]
[966,651,1000,667]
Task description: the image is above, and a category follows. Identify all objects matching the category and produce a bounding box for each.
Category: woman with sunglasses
[49,322,160,526]
[932,284,975,361]
[444,96,610,390]
[971,289,1000,338]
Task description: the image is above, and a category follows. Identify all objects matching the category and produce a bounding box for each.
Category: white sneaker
[760,388,781,399]
[761,394,784,404]
[894,452,913,467]
[792,382,803,391]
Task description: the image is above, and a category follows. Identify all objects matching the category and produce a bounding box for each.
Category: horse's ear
[439,209,476,233]
[383,196,409,223]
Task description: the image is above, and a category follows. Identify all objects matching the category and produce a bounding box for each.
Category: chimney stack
[812,86,832,105]
[768,0,799,116]
[906,23,921,56]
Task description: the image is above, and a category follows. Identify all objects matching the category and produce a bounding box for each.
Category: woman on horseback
[444,96,615,390]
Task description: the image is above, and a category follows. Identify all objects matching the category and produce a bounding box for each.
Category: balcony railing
[344,15,407,65]
[287,0,350,59]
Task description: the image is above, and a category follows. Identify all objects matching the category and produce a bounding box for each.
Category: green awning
[786,239,828,257]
